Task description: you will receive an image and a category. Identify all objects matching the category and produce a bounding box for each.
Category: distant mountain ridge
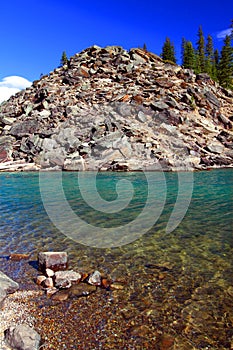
[0,45,232,171]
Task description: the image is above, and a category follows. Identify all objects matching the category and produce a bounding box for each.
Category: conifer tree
[161,37,176,63]
[218,34,233,89]
[196,26,205,72]
[182,38,196,70]
[214,49,219,67]
[143,43,147,51]
[60,51,68,66]
[205,34,217,79]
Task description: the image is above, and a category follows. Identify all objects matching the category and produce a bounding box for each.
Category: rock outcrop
[0,45,232,171]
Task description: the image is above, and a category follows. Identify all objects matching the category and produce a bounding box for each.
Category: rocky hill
[0,45,233,171]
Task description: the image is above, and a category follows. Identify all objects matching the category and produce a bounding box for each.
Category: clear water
[0,169,232,349]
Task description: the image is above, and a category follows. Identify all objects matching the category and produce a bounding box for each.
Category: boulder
[38,252,68,273]
[0,135,15,162]
[0,271,19,295]
[4,324,41,350]
[54,270,82,289]
[9,120,40,137]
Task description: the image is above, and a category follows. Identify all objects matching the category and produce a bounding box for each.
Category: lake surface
[0,169,232,349]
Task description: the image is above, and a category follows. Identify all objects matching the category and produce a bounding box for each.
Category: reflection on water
[0,169,232,349]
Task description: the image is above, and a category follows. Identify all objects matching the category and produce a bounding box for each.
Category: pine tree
[196,26,205,73]
[214,49,219,67]
[60,51,68,66]
[143,43,147,51]
[182,38,196,70]
[205,34,217,79]
[161,37,176,63]
[218,34,233,89]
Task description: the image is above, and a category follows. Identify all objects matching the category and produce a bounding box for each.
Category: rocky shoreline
[0,252,122,350]
[0,45,232,172]
[1,245,233,350]
[0,270,41,350]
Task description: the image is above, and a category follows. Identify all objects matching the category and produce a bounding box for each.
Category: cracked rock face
[0,45,232,171]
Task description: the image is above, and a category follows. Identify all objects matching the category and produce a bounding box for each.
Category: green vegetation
[161,21,233,90]
[161,37,176,63]
[218,34,233,89]
[60,51,69,66]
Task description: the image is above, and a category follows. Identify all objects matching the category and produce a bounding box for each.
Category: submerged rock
[87,270,102,286]
[38,251,68,273]
[9,253,30,261]
[54,270,82,289]
[69,283,97,297]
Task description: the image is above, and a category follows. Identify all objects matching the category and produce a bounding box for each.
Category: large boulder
[4,324,41,350]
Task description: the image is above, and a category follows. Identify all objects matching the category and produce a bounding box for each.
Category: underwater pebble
[51,290,70,302]
[43,277,54,288]
[9,253,30,261]
[36,275,46,286]
[45,268,54,278]
[69,283,96,297]
[87,270,102,286]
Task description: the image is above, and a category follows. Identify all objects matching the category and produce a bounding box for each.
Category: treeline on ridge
[60,22,233,91]
[160,22,233,90]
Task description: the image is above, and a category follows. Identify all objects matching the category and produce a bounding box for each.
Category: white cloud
[0,76,32,103]
[217,28,232,39]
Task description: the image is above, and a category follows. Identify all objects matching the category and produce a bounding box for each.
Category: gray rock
[199,108,207,116]
[136,111,148,123]
[4,324,41,350]
[66,105,80,118]
[54,270,82,289]
[87,270,102,286]
[63,157,85,171]
[95,131,123,149]
[42,151,65,168]
[150,101,169,111]
[38,110,51,119]
[9,120,40,137]
[0,287,6,308]
[218,114,232,129]
[0,271,19,294]
[207,141,225,154]
[205,91,221,108]
[0,116,16,125]
[41,138,58,151]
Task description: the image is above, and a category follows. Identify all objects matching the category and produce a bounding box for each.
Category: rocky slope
[0,45,233,171]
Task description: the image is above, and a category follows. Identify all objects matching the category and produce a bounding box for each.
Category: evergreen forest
[160,22,233,90]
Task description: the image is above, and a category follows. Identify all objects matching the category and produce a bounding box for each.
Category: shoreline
[0,160,233,173]
[0,290,42,350]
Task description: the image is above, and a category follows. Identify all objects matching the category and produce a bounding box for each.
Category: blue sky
[0,0,232,102]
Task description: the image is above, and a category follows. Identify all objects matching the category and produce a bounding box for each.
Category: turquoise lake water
[0,169,232,349]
